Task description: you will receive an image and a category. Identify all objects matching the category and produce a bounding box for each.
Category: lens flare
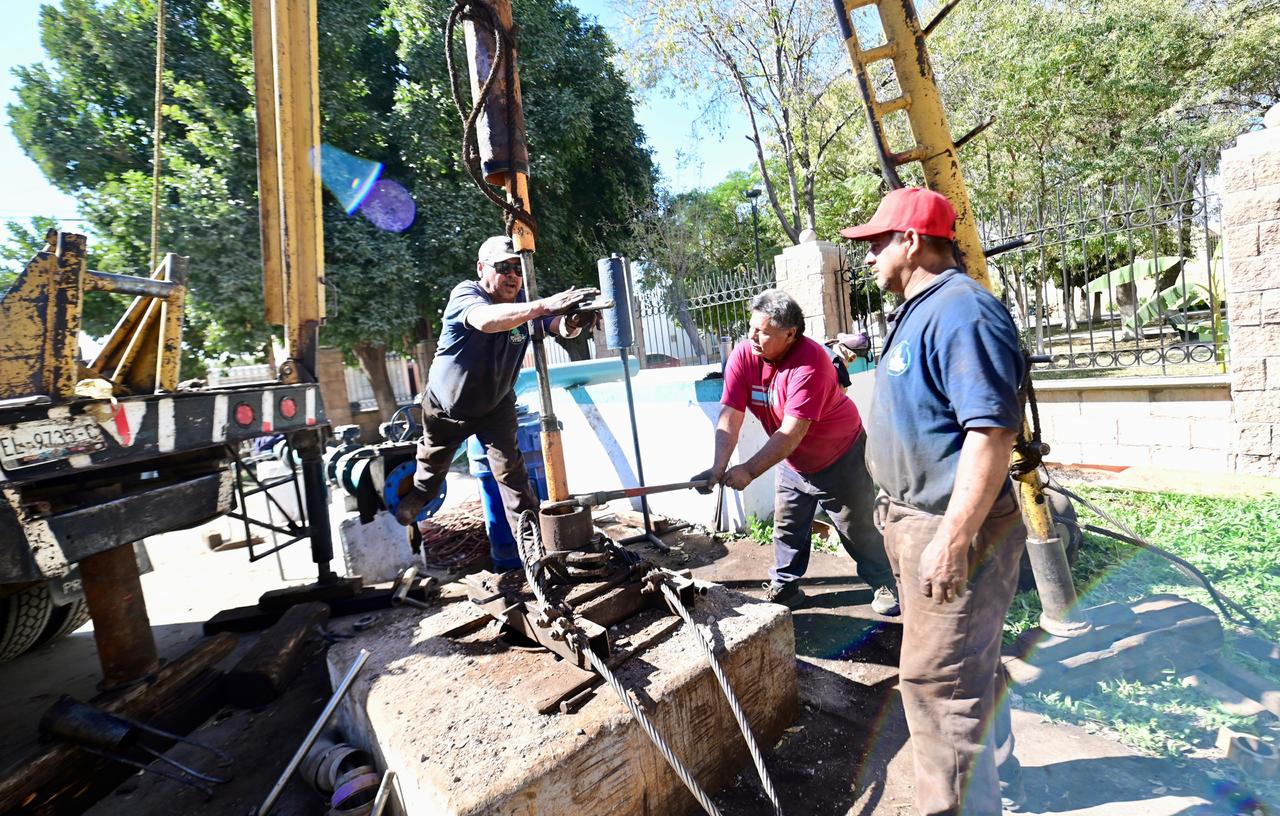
[359,179,416,233]
[315,143,382,214]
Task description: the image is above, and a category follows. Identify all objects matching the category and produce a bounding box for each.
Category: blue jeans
[770,432,894,590]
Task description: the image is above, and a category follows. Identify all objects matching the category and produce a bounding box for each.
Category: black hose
[1043,479,1262,629]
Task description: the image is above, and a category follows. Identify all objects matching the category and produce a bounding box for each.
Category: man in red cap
[842,187,1026,815]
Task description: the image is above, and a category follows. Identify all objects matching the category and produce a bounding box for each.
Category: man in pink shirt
[694,289,897,613]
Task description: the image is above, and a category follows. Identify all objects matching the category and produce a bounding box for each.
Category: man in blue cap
[394,235,596,535]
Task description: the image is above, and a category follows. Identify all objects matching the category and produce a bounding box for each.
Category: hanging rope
[443,0,538,240]
[148,0,166,274]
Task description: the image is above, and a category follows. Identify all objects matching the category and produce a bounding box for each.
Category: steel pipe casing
[539,505,593,552]
[597,254,633,350]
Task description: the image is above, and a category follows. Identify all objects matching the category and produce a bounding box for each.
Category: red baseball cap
[839,187,957,241]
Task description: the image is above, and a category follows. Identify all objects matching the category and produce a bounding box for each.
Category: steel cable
[1043,478,1261,629]
[659,581,782,816]
[577,632,724,816]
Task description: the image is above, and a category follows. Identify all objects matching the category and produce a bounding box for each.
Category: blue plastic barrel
[465,410,545,571]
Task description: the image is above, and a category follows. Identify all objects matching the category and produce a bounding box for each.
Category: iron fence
[636,265,776,367]
[843,162,1228,377]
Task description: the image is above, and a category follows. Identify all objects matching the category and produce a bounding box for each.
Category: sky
[0,0,754,246]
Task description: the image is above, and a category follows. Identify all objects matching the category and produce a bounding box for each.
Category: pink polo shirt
[721,336,863,473]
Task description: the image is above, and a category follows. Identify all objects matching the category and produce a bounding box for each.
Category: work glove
[563,309,597,332]
[690,467,724,495]
[540,287,600,317]
[394,486,432,525]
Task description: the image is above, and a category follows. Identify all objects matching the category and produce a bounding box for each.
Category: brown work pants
[880,491,1025,816]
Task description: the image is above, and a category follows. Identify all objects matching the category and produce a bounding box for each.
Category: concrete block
[1234,423,1274,456]
[1190,419,1233,451]
[1269,358,1280,391]
[1263,289,1280,324]
[1230,290,1264,326]
[1149,387,1233,419]
[1221,157,1255,193]
[1043,441,1084,465]
[339,510,416,585]
[1237,454,1280,477]
[1122,416,1192,448]
[1233,358,1268,391]
[1223,185,1280,229]
[328,587,797,816]
[1226,255,1280,293]
[1226,223,1260,260]
[1232,390,1280,424]
[1053,414,1119,444]
[1080,388,1150,405]
[1257,152,1280,188]
[1231,324,1280,358]
[1260,220,1280,256]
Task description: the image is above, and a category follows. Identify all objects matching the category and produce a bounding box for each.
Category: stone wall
[1032,376,1233,471]
[773,231,850,340]
[1222,107,1280,475]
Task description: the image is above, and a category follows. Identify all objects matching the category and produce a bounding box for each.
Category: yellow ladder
[833,0,990,288]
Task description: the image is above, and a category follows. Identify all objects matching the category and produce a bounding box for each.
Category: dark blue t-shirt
[865,269,1024,514]
[426,280,552,420]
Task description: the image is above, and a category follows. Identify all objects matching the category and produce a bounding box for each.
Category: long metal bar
[257,648,369,816]
[84,270,180,300]
[616,345,668,552]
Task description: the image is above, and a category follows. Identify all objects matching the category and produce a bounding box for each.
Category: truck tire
[32,596,92,650]
[0,584,56,662]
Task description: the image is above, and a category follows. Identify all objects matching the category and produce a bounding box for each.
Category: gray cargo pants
[771,432,894,590]
[879,490,1025,816]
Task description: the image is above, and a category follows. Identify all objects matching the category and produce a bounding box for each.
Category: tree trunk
[671,294,707,363]
[353,341,399,421]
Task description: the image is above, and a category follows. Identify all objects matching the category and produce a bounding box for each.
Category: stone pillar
[316,346,354,427]
[1222,105,1280,476]
[772,229,849,341]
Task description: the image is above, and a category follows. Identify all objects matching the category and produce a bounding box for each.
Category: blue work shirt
[426,280,553,420]
[865,269,1025,514]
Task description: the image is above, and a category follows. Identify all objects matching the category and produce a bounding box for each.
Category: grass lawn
[1008,479,1280,785]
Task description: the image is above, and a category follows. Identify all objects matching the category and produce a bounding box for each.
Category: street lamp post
[744,187,763,277]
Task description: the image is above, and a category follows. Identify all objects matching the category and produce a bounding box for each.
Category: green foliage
[927,0,1280,202]
[1006,481,1280,759]
[742,512,834,554]
[8,0,655,372]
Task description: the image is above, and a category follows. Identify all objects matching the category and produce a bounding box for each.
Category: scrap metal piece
[40,695,231,798]
[257,648,370,816]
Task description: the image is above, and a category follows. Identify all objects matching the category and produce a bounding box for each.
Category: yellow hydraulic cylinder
[252,0,326,383]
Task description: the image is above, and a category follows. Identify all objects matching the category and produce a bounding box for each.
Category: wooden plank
[227,601,329,708]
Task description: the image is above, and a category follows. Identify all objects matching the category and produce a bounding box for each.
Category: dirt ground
[0,475,1270,815]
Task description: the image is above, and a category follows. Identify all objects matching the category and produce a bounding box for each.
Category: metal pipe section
[292,429,336,582]
[79,543,160,689]
[520,251,570,501]
[618,345,655,534]
[84,269,181,300]
[1014,473,1089,636]
[257,648,370,816]
[597,254,633,350]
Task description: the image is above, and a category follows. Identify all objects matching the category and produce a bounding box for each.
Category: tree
[618,0,859,244]
[8,0,655,417]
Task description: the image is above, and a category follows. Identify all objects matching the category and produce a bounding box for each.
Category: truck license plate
[0,415,107,471]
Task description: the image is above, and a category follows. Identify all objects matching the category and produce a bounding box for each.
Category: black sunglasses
[491,260,522,276]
